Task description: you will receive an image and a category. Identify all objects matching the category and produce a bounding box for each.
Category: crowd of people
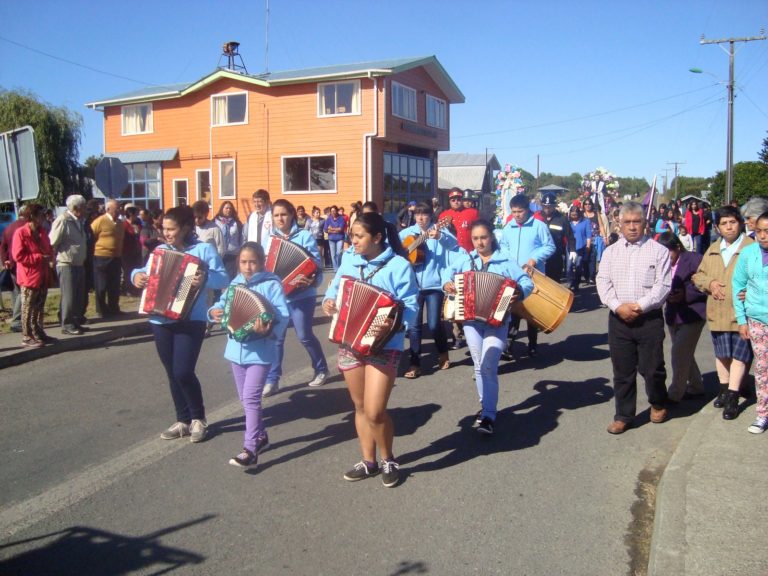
[1,186,766,487]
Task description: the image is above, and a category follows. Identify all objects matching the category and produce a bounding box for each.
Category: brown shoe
[607,420,630,435]
[650,406,669,424]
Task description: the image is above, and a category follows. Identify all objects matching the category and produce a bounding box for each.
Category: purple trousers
[231,362,270,452]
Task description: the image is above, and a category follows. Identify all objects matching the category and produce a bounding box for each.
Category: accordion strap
[358,254,395,283]
[469,254,491,273]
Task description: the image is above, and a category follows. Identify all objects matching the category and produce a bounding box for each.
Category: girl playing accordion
[442,220,533,436]
[208,242,289,467]
[322,213,418,487]
[262,199,329,396]
[131,206,229,444]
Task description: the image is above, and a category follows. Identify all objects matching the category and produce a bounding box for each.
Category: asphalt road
[0,287,715,575]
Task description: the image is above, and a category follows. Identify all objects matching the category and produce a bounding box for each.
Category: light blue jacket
[268,225,324,304]
[131,241,229,325]
[732,243,768,325]
[209,271,289,365]
[324,246,419,351]
[398,223,458,291]
[499,215,555,269]
[442,249,535,301]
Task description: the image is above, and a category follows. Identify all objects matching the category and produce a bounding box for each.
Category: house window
[383,152,432,215]
[426,95,446,129]
[318,80,360,116]
[282,155,336,194]
[121,104,153,135]
[219,159,236,199]
[123,162,162,210]
[173,179,189,207]
[211,92,248,126]
[196,169,211,205]
[392,82,417,121]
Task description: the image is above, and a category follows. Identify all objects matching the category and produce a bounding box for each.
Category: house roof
[438,152,501,170]
[107,148,178,163]
[538,184,569,193]
[86,56,464,109]
[438,166,488,192]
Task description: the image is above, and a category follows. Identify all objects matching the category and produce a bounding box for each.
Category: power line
[0,35,154,86]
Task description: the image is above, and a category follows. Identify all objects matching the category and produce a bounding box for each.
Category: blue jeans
[267,296,329,384]
[464,320,508,421]
[408,289,449,367]
[151,321,207,422]
[329,239,344,270]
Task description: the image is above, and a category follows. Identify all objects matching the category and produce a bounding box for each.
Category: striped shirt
[596,236,672,314]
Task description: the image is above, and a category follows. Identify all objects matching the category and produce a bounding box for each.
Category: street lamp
[689,67,734,204]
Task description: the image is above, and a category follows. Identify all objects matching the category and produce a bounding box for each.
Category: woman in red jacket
[11,203,54,348]
[684,200,706,254]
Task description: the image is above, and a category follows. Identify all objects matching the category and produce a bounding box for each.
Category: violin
[402,216,453,265]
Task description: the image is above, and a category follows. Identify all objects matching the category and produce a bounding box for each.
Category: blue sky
[1,0,766,185]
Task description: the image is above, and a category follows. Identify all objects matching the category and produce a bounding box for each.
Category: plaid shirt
[596,236,672,314]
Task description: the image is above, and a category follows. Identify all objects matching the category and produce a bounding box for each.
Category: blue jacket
[209,271,289,365]
[442,249,534,300]
[324,246,419,351]
[499,215,555,269]
[399,223,458,290]
[569,219,591,251]
[131,241,229,325]
[732,242,768,325]
[268,224,324,303]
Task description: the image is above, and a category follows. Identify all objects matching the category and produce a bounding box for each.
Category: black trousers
[545,248,565,283]
[608,310,668,422]
[93,256,122,316]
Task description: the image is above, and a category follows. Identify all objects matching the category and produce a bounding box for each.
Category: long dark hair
[470,219,499,252]
[271,199,297,223]
[215,200,242,225]
[352,212,388,247]
[239,241,266,263]
[164,206,196,244]
[656,230,685,252]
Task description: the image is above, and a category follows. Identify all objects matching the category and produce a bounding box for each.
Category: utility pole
[535,154,540,195]
[660,167,672,197]
[700,30,766,204]
[667,161,686,201]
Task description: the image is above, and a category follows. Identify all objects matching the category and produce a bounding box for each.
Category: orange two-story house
[86,55,464,220]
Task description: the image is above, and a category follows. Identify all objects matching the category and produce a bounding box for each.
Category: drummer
[499,194,555,357]
[443,220,533,435]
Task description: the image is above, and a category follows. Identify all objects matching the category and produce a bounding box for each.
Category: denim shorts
[337,347,401,374]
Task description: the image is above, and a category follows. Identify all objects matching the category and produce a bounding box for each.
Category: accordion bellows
[329,276,404,356]
[265,236,318,296]
[221,284,276,342]
[139,248,207,320]
[452,271,517,327]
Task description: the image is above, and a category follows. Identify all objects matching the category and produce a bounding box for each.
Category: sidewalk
[1,311,762,574]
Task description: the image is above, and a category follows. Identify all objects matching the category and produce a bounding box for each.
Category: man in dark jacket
[538,193,571,283]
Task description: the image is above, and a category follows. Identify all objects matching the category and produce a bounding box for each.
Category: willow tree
[0,89,83,207]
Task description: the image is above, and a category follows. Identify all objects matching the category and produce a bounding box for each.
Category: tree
[759,131,768,164]
[707,161,768,207]
[0,89,83,207]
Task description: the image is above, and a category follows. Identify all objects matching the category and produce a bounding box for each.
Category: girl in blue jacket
[131,206,229,444]
[323,213,419,488]
[398,202,458,378]
[443,220,534,436]
[262,199,329,396]
[209,242,289,467]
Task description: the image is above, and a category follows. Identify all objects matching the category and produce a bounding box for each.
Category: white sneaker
[160,421,190,440]
[308,372,328,387]
[189,419,208,443]
[262,382,279,397]
[747,416,768,434]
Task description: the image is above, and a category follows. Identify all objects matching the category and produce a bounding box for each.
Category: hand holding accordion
[221,284,277,342]
[265,236,319,296]
[443,271,518,327]
[139,248,208,320]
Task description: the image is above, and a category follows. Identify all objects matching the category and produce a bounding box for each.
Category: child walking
[209,242,289,467]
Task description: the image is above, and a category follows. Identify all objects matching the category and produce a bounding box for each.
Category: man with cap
[397,200,417,230]
[441,187,479,253]
[538,193,571,283]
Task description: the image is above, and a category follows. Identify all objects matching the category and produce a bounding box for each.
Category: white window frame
[195,169,211,205]
[218,159,236,199]
[172,178,189,207]
[281,154,337,195]
[391,81,417,121]
[426,95,447,129]
[121,103,153,135]
[317,80,361,117]
[211,91,248,127]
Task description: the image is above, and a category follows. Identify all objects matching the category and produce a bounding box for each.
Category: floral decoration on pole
[494,164,525,228]
[582,167,620,214]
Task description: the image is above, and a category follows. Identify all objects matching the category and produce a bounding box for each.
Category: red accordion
[139,248,207,320]
[265,236,319,296]
[453,271,517,327]
[329,276,404,355]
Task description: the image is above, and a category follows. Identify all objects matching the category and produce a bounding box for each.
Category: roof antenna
[264,0,270,74]
[219,41,247,74]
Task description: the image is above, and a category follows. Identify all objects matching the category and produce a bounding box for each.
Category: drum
[510,268,573,333]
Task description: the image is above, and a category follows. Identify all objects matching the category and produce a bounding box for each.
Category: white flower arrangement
[494,164,525,228]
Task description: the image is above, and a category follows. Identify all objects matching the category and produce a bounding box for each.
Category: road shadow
[400,377,612,474]
[0,515,213,575]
